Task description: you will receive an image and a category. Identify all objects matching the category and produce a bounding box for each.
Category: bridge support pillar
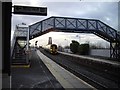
[110,42,120,60]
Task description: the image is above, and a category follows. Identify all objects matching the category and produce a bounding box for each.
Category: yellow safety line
[11,64,30,68]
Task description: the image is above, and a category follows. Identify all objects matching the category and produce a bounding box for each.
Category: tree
[78,43,90,55]
[90,44,97,49]
[64,46,70,49]
[70,40,79,53]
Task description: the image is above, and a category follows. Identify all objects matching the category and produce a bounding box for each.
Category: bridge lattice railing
[29,16,120,43]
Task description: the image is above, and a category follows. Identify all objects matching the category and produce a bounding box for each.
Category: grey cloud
[40,2,118,29]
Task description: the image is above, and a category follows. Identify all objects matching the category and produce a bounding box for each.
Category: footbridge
[11,16,120,65]
[29,16,120,59]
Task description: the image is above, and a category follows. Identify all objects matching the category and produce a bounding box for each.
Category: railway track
[39,48,119,89]
[57,60,108,89]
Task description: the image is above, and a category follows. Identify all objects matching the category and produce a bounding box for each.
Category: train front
[50,44,58,54]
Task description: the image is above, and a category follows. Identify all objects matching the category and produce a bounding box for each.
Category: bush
[78,44,90,55]
[70,40,79,53]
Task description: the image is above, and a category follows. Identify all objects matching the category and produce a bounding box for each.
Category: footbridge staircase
[11,24,29,65]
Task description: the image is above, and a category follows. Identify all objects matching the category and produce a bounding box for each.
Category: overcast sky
[12,0,119,47]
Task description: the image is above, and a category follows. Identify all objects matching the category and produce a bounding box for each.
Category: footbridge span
[29,16,120,59]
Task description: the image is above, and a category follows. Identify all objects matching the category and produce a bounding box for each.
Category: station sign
[13,5,47,16]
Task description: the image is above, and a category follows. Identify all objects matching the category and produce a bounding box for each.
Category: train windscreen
[51,44,57,49]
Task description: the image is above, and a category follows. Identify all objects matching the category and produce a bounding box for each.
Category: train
[43,44,58,54]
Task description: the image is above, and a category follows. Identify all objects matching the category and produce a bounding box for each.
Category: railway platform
[11,50,63,89]
[59,51,120,66]
[11,49,95,89]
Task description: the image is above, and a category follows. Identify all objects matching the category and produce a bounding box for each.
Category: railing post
[65,18,67,29]
[41,21,43,33]
[86,19,88,29]
[76,19,78,30]
[27,26,29,51]
[96,20,98,30]
[53,17,55,28]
